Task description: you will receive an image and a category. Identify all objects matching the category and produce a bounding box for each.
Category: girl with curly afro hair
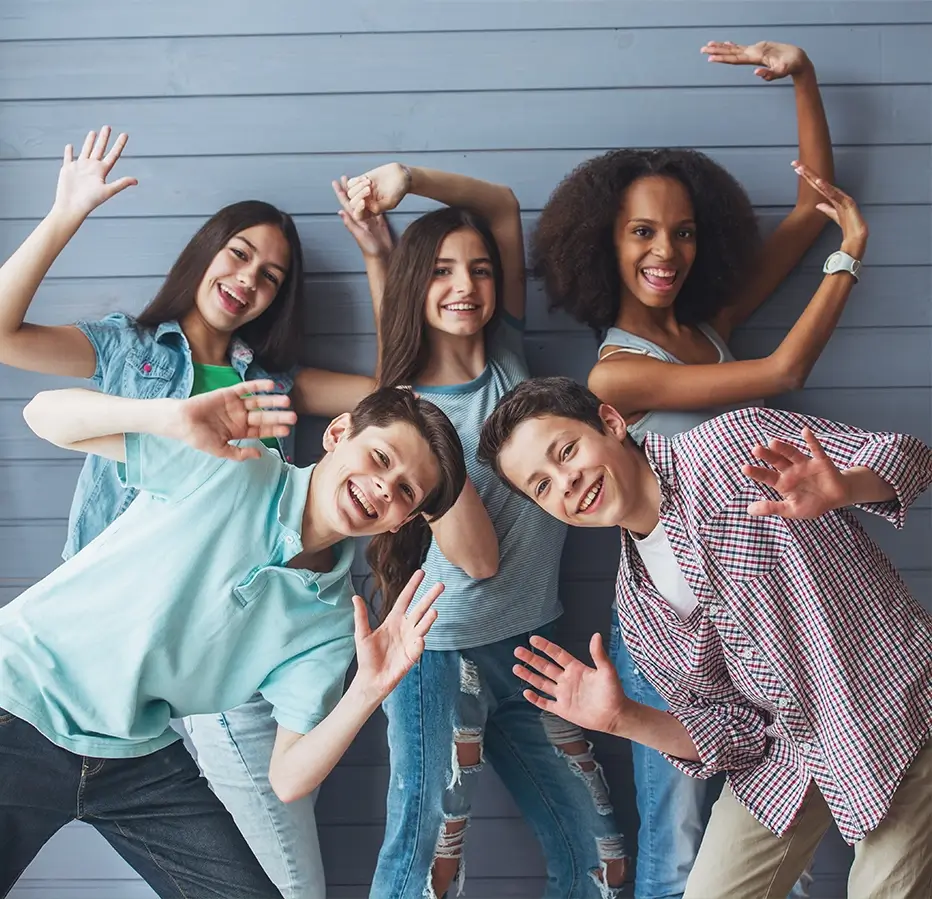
[532,39,859,899]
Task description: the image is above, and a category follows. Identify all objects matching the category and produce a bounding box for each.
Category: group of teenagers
[0,38,930,899]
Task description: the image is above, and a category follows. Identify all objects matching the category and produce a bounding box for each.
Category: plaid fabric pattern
[615,407,932,843]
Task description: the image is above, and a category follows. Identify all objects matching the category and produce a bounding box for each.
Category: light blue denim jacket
[65,312,295,559]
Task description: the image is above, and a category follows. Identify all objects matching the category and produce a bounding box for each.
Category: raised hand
[351,570,442,699]
[169,379,297,461]
[741,427,850,519]
[332,177,394,258]
[791,162,868,255]
[513,633,628,735]
[53,127,138,222]
[342,163,411,218]
[702,40,811,80]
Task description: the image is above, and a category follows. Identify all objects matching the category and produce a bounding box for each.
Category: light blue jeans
[184,692,325,899]
[609,617,811,899]
[371,628,627,899]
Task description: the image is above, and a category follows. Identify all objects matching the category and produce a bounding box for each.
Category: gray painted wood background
[1,2,930,896]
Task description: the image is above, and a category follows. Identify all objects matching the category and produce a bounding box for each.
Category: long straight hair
[136,201,305,372]
[376,207,504,389]
[355,389,467,617]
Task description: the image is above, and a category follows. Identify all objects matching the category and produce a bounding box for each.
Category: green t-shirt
[191,363,278,450]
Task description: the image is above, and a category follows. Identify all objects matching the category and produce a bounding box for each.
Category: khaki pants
[684,740,932,899]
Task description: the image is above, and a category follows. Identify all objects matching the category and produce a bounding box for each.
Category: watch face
[825,252,842,273]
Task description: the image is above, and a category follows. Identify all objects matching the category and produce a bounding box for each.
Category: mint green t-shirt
[192,362,277,450]
[0,438,356,758]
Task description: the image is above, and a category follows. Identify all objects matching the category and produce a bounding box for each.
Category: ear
[598,403,628,442]
[322,412,352,454]
[389,513,418,534]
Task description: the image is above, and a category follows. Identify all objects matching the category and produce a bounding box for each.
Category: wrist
[607,695,636,740]
[150,398,185,440]
[344,675,387,713]
[399,163,417,195]
[839,238,867,260]
[46,205,87,235]
[791,55,815,81]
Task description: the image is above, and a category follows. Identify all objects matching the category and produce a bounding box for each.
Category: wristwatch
[823,250,861,282]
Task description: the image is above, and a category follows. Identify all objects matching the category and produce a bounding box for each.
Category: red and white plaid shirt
[615,407,932,844]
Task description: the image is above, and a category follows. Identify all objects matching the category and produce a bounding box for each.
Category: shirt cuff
[116,432,143,488]
[664,705,768,779]
[848,434,932,529]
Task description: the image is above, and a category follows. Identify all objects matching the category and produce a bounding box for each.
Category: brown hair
[354,388,466,617]
[136,200,304,371]
[376,206,504,388]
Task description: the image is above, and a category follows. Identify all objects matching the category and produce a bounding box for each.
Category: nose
[453,269,474,296]
[236,260,259,291]
[372,475,392,503]
[651,231,674,260]
[561,467,581,497]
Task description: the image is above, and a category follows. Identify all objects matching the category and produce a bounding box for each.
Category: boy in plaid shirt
[478,376,932,899]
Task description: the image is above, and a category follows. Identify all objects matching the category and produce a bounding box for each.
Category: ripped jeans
[370,628,627,899]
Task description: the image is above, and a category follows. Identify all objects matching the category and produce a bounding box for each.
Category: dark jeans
[0,709,280,898]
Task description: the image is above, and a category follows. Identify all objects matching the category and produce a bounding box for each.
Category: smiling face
[614,175,698,311]
[496,410,653,529]
[192,223,291,333]
[319,418,442,538]
[422,227,497,338]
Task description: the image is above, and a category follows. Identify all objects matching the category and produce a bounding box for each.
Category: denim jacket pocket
[123,349,174,398]
[698,487,792,581]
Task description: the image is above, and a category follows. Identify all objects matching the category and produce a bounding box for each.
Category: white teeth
[578,477,603,512]
[445,303,478,311]
[349,483,377,518]
[642,268,676,280]
[219,284,245,307]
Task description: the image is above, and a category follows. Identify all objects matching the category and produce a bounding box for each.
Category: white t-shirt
[632,520,700,619]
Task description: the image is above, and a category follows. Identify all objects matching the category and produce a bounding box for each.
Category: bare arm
[23,380,295,462]
[291,368,375,418]
[426,478,499,580]
[270,576,441,802]
[590,169,866,416]
[344,164,526,320]
[0,127,137,377]
[702,42,834,339]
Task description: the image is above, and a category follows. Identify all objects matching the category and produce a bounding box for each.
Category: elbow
[268,763,316,805]
[22,392,57,441]
[769,355,808,393]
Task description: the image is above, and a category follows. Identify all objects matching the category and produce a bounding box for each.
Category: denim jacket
[65,313,295,559]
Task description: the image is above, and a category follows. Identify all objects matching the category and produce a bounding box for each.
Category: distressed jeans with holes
[608,617,811,899]
[370,628,627,899]
[0,709,279,899]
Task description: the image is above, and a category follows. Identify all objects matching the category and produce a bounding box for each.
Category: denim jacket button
[286,455,293,463]
[142,362,152,373]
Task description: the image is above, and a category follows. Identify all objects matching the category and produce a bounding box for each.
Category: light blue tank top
[596,323,755,444]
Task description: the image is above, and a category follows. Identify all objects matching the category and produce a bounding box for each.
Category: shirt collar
[152,321,256,367]
[153,319,185,343]
[277,462,355,605]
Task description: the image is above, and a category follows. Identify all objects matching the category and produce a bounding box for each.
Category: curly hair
[531,149,761,334]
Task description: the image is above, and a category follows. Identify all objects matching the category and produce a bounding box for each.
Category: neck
[180,310,235,366]
[300,457,346,555]
[614,440,662,537]
[614,290,682,340]
[417,329,486,387]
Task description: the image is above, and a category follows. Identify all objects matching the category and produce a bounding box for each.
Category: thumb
[104,177,138,199]
[590,632,611,669]
[747,499,786,517]
[352,596,372,642]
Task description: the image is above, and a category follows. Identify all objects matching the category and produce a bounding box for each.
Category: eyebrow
[435,256,493,265]
[524,436,562,490]
[231,236,289,274]
[627,217,696,226]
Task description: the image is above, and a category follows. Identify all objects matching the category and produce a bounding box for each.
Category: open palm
[352,571,443,698]
[702,40,810,80]
[54,126,137,221]
[513,633,627,735]
[741,427,848,519]
[171,379,296,461]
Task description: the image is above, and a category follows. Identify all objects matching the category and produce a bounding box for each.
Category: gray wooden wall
[1,2,930,896]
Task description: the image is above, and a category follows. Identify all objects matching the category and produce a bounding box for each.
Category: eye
[534,478,551,498]
[262,269,280,286]
[678,228,695,240]
[401,483,415,501]
[560,441,576,461]
[375,450,389,467]
[230,247,247,260]
[472,266,492,278]
[633,226,652,238]
[433,266,451,277]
